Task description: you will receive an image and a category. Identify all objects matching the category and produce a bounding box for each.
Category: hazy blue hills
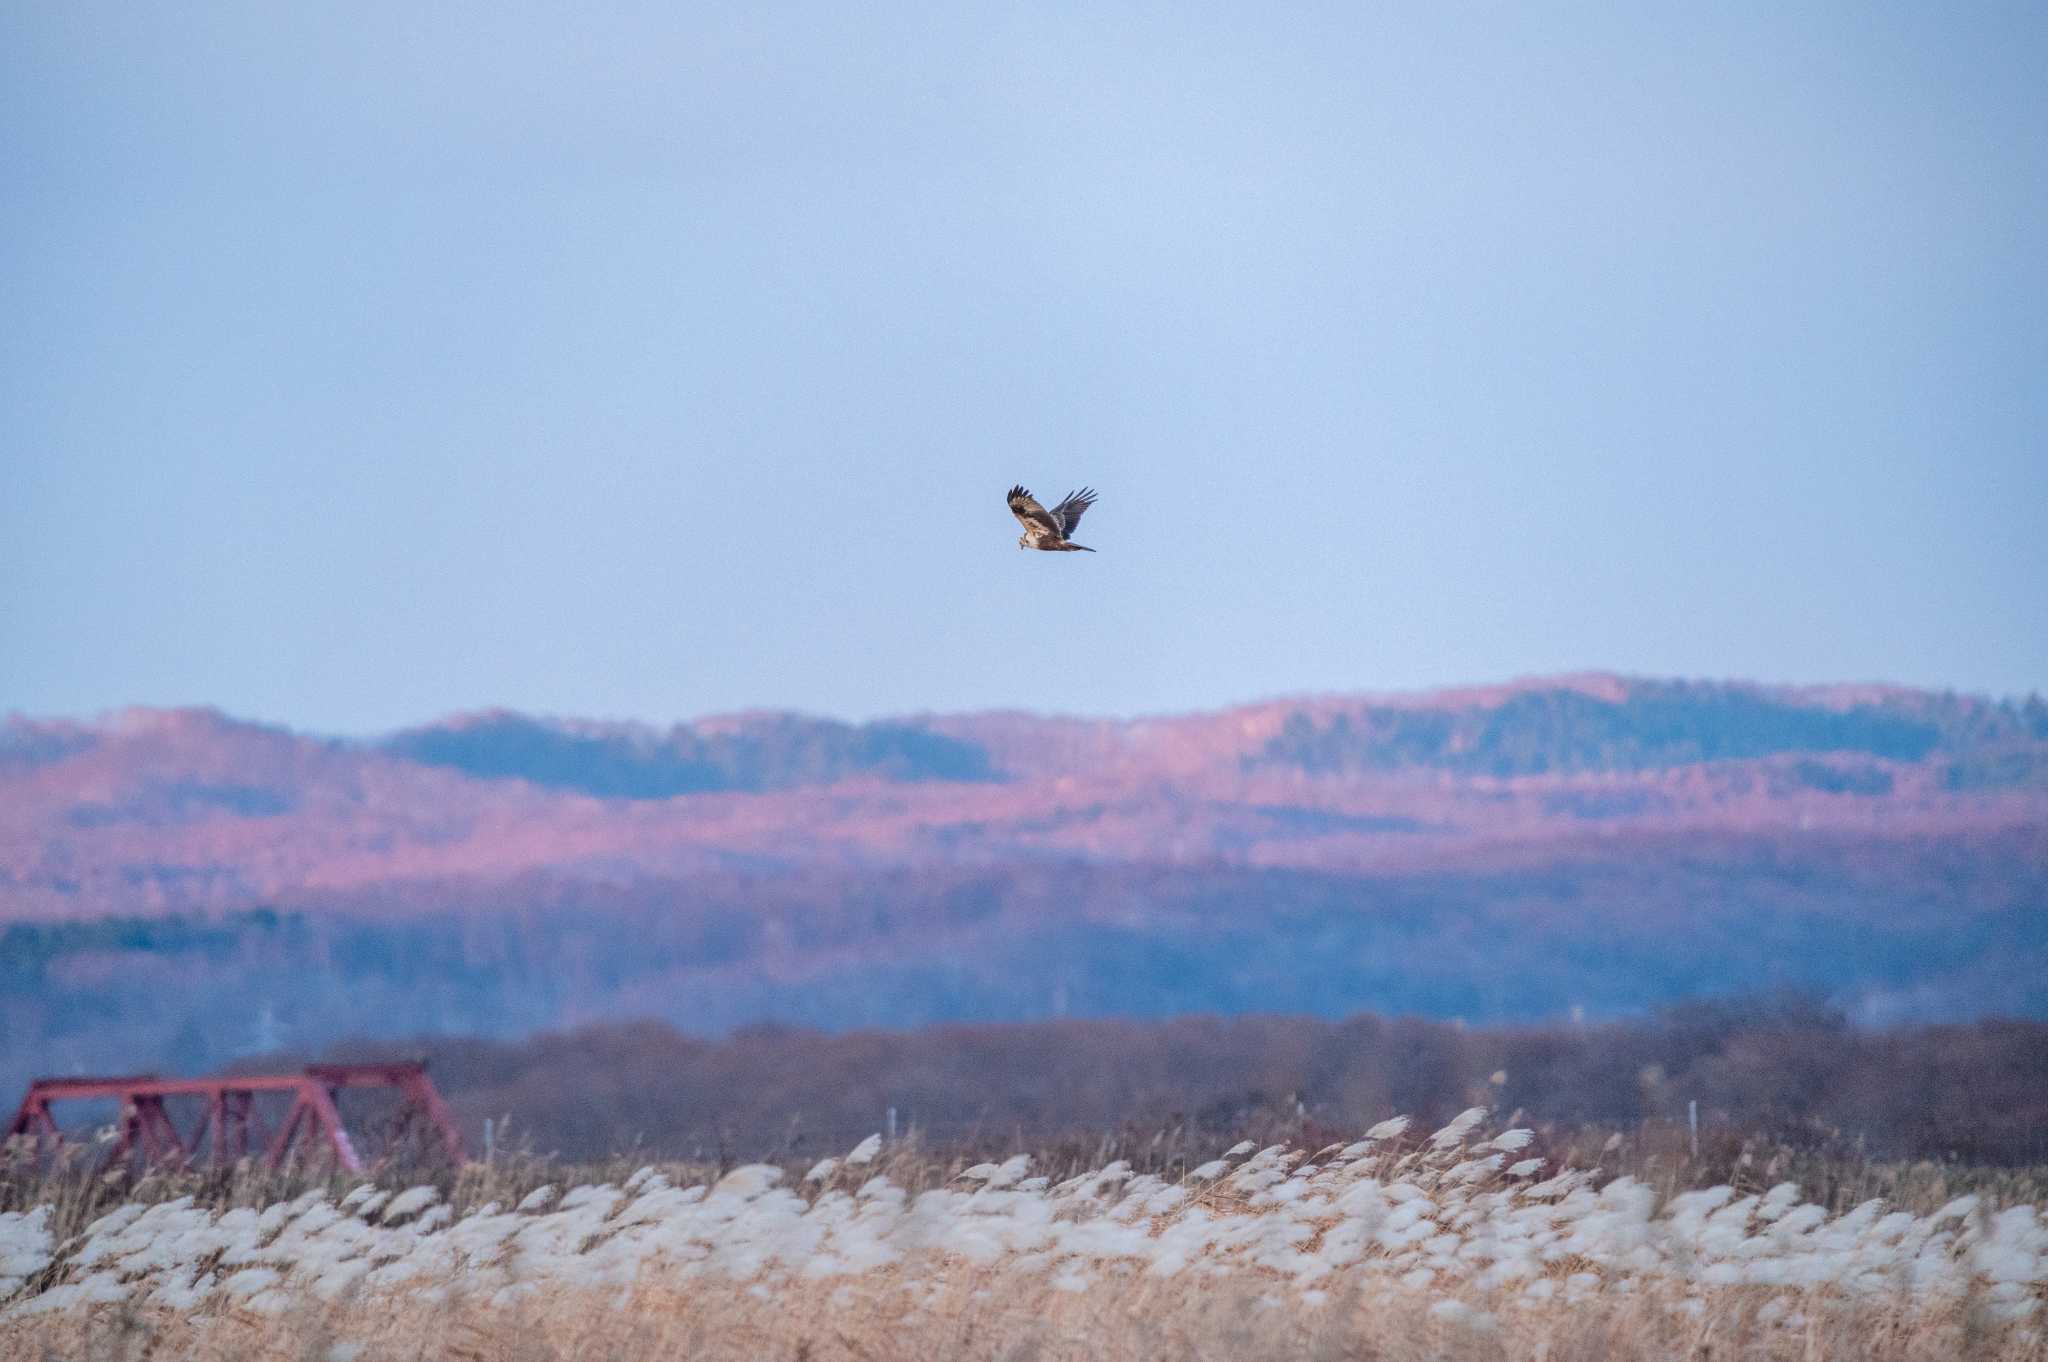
[382,710,995,797]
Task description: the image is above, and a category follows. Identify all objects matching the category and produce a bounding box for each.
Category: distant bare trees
[303,1003,2048,1166]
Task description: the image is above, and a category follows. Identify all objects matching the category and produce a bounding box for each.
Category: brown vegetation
[282,1004,2048,1168]
[6,1272,2042,1362]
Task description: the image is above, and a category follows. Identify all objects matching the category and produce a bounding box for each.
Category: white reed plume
[5,1113,2044,1336]
[1428,1107,1487,1148]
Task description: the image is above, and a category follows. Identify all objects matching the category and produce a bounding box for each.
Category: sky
[3,2,2044,734]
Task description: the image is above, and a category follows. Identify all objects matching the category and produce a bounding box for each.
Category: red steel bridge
[5,1063,465,1174]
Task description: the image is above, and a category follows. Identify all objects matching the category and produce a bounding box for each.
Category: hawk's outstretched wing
[1050,487,1096,535]
[1008,485,1064,538]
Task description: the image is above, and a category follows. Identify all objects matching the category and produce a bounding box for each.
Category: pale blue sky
[4,2,2043,733]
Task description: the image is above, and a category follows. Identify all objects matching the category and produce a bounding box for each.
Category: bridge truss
[4,1063,465,1174]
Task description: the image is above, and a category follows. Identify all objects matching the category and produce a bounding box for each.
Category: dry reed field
[3,1114,2044,1362]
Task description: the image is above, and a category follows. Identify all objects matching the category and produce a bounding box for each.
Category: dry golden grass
[2,1268,2041,1362]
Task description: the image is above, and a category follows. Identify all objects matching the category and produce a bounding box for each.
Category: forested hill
[3,675,2043,923]
[382,677,2048,788]
[2,675,2043,1096]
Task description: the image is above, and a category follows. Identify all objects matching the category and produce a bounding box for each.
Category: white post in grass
[887,1106,897,1143]
[1688,1100,1698,1158]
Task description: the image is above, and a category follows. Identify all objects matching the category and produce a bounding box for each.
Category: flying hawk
[1007,484,1098,552]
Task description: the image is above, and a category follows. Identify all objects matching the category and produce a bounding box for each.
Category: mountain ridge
[5,672,2045,919]
[12,667,2039,748]
[4,674,2043,1093]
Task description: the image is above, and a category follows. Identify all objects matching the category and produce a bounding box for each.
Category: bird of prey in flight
[1007,485,1098,552]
